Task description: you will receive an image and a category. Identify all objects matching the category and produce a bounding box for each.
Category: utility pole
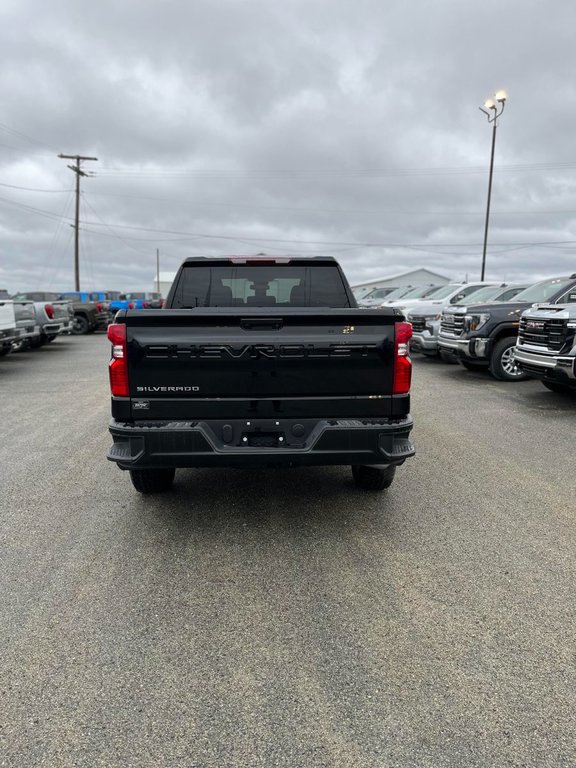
[58,153,98,290]
[156,248,160,294]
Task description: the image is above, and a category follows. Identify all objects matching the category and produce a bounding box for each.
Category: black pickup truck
[106,256,415,493]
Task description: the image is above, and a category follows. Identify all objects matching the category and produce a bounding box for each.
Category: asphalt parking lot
[1,334,575,768]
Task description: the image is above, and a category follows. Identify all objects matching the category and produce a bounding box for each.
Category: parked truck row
[0,289,165,356]
[407,273,576,394]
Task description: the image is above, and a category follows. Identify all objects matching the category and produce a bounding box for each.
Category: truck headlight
[464,313,490,332]
[424,314,441,331]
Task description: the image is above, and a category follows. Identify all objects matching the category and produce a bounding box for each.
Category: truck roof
[180,256,338,266]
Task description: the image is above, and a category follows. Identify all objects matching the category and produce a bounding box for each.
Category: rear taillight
[128,302,134,310]
[107,323,129,397]
[142,301,149,308]
[45,303,54,320]
[96,302,103,312]
[393,321,412,395]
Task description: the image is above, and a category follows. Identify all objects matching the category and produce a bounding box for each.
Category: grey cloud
[1,0,576,293]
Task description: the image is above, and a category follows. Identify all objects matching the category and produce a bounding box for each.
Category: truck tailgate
[119,309,401,420]
[0,300,16,331]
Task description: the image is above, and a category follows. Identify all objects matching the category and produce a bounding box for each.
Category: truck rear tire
[72,315,89,335]
[352,465,396,491]
[490,337,528,381]
[130,468,175,494]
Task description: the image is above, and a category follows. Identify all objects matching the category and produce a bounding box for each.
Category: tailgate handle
[240,317,283,331]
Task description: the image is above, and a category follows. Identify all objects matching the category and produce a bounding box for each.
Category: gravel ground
[1,334,575,768]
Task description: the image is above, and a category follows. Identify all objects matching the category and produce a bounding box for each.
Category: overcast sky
[1,0,576,293]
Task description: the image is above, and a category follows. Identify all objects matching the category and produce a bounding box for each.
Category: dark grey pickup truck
[106,256,415,493]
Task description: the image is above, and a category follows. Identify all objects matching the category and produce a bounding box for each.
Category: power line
[0,181,73,193]
[0,194,72,222]
[3,193,576,250]
[85,189,576,217]
[0,122,59,152]
[77,221,576,249]
[36,191,76,289]
[4,184,576,218]
[95,160,576,179]
[82,195,159,257]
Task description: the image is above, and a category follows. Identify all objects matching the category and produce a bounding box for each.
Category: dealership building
[351,268,451,299]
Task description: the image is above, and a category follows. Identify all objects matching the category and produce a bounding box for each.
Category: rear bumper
[0,327,18,344]
[107,416,415,470]
[43,320,73,336]
[15,322,37,339]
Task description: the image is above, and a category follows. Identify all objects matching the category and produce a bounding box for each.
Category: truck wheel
[129,468,175,494]
[352,465,396,491]
[490,338,528,381]
[12,338,32,352]
[71,315,89,335]
[542,381,574,394]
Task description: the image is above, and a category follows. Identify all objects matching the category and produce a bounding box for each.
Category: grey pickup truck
[11,292,73,345]
[106,256,415,493]
[514,300,576,393]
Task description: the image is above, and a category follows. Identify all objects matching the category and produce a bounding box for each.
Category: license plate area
[245,431,284,448]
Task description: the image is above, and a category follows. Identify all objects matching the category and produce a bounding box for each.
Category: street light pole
[479,90,507,281]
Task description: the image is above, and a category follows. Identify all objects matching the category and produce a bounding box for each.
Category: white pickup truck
[0,297,18,357]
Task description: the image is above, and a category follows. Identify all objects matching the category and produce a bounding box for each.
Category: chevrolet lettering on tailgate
[144,343,379,359]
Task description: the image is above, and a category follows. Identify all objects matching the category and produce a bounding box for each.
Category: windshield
[492,285,529,302]
[12,292,60,302]
[513,277,574,303]
[456,285,507,304]
[371,285,413,301]
[362,287,397,300]
[460,285,506,303]
[424,283,463,300]
[397,284,439,299]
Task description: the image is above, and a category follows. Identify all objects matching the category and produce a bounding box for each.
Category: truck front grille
[440,313,465,337]
[518,317,568,351]
[410,317,427,333]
